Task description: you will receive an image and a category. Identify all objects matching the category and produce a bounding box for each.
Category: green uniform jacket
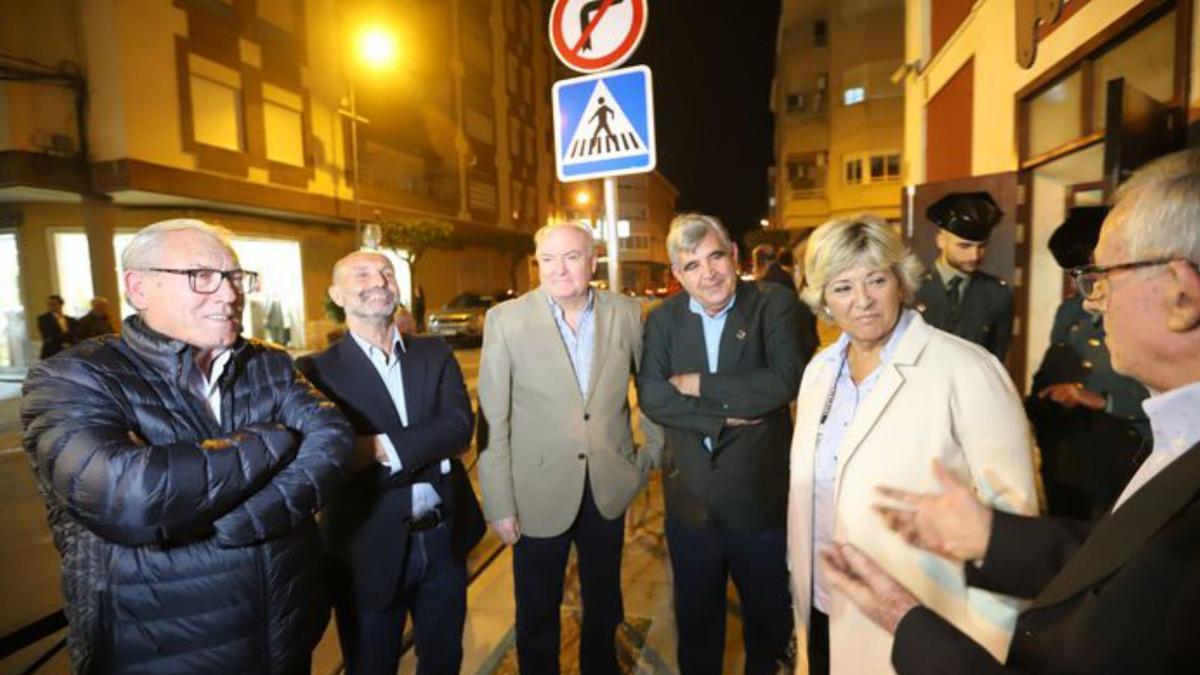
[915,268,1014,361]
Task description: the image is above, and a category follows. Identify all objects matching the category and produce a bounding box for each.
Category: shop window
[52,231,95,318]
[189,55,244,152]
[1027,70,1084,158]
[263,84,305,167]
[1089,9,1176,132]
[0,232,28,367]
[112,233,315,348]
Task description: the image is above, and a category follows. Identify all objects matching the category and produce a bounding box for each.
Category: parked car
[426,290,513,345]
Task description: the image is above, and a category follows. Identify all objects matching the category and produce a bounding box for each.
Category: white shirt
[190,350,233,423]
[1112,380,1200,512]
[349,328,448,518]
[811,309,914,612]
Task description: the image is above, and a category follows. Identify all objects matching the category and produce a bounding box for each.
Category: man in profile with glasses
[21,218,353,674]
[816,149,1200,674]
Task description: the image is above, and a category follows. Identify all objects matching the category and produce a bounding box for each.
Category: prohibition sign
[549,0,648,73]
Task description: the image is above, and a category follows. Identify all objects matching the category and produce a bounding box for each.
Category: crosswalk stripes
[568,131,642,159]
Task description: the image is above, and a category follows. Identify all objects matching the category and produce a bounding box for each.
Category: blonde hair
[800,215,923,316]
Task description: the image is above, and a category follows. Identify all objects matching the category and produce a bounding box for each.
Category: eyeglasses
[1068,257,1177,299]
[139,267,260,294]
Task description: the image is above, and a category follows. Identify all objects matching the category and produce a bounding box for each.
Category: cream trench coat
[787,311,1038,674]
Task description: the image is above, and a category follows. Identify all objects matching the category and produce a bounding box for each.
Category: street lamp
[340,22,399,248]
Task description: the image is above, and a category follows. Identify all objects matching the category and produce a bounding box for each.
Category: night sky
[627,1,782,243]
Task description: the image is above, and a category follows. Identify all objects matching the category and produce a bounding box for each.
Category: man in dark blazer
[297,251,484,675]
[638,214,806,675]
[914,192,1014,361]
[820,149,1200,674]
[36,294,75,359]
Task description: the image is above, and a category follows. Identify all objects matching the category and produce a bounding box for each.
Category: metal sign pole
[603,176,620,292]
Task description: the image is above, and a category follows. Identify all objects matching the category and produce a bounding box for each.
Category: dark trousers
[334,523,467,675]
[664,518,793,675]
[807,609,829,675]
[512,479,626,675]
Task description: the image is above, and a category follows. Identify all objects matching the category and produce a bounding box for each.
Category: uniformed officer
[914,191,1013,360]
[1027,205,1149,520]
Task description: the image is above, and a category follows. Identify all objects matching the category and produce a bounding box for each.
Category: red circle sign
[549,0,648,74]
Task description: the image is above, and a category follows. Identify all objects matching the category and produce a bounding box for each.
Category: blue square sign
[552,65,656,182]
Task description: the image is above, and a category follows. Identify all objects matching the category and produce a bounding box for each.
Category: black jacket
[892,439,1200,674]
[37,311,76,359]
[296,334,484,611]
[637,281,806,533]
[21,316,353,674]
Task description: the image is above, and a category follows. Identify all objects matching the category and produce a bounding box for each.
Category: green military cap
[927,191,1003,242]
[1049,206,1107,269]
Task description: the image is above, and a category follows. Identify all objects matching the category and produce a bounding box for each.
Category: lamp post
[339,24,398,248]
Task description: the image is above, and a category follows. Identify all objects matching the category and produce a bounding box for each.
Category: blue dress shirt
[811,308,915,611]
[688,293,737,451]
[548,289,596,398]
[349,327,447,518]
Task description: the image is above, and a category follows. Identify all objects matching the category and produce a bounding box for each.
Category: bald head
[329,251,399,325]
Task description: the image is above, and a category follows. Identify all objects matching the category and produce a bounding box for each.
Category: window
[257,0,296,33]
[845,157,864,185]
[786,92,805,113]
[262,84,304,166]
[845,151,901,185]
[189,55,244,151]
[843,87,865,106]
[814,20,828,47]
[786,151,827,194]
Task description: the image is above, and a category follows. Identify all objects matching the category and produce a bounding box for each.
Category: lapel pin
[736,328,747,340]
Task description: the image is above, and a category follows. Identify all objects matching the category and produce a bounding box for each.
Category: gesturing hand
[873,460,994,563]
[820,543,921,635]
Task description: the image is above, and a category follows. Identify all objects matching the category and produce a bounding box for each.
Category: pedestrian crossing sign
[552,65,656,182]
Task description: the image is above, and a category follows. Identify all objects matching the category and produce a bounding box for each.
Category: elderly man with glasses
[815,149,1200,674]
[21,218,353,674]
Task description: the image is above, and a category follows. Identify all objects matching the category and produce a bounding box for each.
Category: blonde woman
[787,215,1037,674]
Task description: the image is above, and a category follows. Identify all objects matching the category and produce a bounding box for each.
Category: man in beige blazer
[477,221,660,675]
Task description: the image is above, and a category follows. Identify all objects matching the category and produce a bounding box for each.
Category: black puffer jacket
[21,316,353,674]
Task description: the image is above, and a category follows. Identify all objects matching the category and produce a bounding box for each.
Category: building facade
[559,170,679,294]
[0,0,558,364]
[901,0,1194,385]
[770,0,906,233]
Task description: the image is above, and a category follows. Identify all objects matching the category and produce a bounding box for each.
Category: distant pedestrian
[36,294,75,359]
[412,284,427,331]
[72,296,118,341]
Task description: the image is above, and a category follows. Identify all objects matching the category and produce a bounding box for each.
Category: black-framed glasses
[1068,257,1177,299]
[139,267,260,294]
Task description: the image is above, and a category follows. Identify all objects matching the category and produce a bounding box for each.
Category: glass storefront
[111,233,308,348]
[47,230,309,349]
[0,232,28,368]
